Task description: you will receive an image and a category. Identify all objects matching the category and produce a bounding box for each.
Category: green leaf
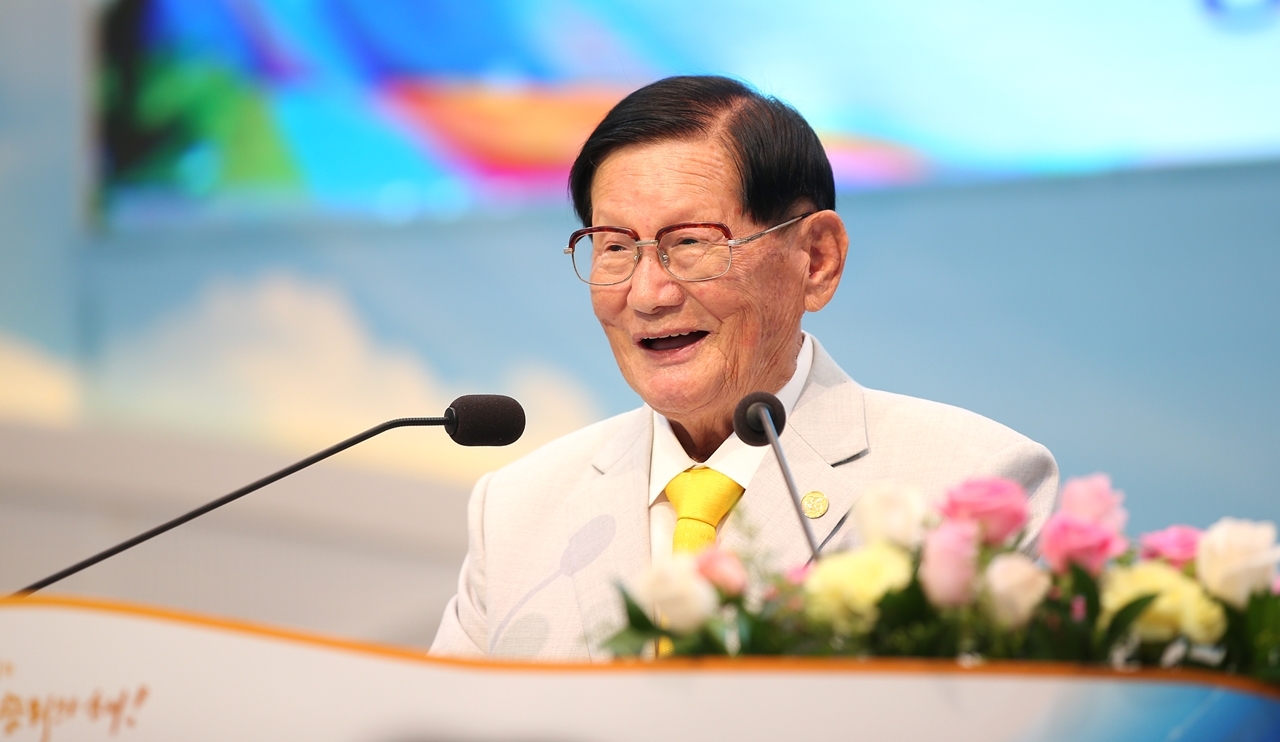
[735,610,754,655]
[618,586,658,632]
[877,579,932,630]
[694,624,731,656]
[1069,563,1101,626]
[1024,589,1089,662]
[868,579,952,657]
[1221,602,1252,674]
[1101,593,1158,655]
[603,628,655,657]
[1246,592,1280,683]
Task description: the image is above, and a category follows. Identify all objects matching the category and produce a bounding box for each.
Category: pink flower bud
[1070,595,1087,623]
[919,520,980,608]
[695,547,748,597]
[785,563,812,586]
[1139,525,1202,569]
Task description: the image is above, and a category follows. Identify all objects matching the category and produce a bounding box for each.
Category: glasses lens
[573,231,637,285]
[658,226,731,280]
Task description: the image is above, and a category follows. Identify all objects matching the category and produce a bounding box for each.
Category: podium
[3,596,1278,741]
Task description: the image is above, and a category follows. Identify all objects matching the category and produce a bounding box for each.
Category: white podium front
[3,596,1278,741]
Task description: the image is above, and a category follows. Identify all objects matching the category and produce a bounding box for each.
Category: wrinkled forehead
[588,137,748,228]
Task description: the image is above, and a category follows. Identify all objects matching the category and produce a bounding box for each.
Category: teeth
[650,332,691,340]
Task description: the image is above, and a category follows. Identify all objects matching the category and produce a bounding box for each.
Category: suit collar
[789,336,869,466]
[722,338,870,572]
[590,407,650,474]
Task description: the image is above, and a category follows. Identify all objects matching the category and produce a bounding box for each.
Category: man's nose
[627,246,684,314]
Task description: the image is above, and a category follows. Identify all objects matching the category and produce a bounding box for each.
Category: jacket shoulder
[862,388,1032,452]
[856,387,1057,507]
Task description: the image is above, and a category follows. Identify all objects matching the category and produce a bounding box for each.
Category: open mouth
[640,331,709,352]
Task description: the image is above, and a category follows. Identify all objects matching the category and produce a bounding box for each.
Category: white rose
[853,481,931,549]
[633,555,719,634]
[1196,518,1280,609]
[982,553,1051,629]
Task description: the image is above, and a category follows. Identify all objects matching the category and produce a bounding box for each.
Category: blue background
[2,0,1279,537]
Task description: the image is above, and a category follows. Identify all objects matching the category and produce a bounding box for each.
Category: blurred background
[1,0,1278,649]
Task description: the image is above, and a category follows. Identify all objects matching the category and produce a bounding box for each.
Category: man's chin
[635,383,722,422]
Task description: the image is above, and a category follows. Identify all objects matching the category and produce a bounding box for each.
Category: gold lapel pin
[801,491,829,519]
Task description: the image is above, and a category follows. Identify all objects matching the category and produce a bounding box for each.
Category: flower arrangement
[606,475,1280,686]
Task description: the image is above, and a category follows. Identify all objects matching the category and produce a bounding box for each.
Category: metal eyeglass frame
[565,212,814,286]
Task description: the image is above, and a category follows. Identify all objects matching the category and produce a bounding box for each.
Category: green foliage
[1023,568,1097,662]
[603,586,736,658]
[1246,593,1280,683]
[602,589,665,658]
[1101,594,1159,656]
[603,558,1278,690]
[737,581,834,656]
[868,578,951,657]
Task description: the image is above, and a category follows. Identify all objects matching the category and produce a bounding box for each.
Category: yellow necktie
[664,468,745,553]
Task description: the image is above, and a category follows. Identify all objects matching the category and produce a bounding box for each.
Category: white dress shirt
[647,333,814,562]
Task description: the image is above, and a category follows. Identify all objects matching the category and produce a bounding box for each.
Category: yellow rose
[803,543,913,635]
[1179,587,1228,646]
[1101,561,1226,645]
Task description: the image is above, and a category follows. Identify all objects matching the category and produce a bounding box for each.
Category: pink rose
[1060,474,1127,535]
[1139,525,1202,569]
[920,520,980,608]
[696,547,747,597]
[1273,575,1280,596]
[939,477,1029,545]
[1040,512,1127,576]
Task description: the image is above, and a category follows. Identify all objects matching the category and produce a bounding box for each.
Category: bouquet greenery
[606,475,1280,686]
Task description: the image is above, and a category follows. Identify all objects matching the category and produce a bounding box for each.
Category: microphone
[733,392,819,561]
[732,391,786,446]
[445,394,526,446]
[11,394,525,597]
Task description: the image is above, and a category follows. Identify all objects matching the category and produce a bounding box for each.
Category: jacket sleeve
[429,471,493,657]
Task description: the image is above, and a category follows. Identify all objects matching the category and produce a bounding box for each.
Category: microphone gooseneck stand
[12,416,447,597]
[12,393,527,597]
[732,391,820,562]
[755,404,821,561]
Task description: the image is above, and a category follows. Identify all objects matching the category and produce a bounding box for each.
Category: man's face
[588,138,812,428]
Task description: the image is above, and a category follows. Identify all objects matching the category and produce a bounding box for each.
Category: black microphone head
[733,391,786,447]
[445,395,526,446]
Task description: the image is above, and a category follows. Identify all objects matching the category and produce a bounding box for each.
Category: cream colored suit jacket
[431,339,1058,661]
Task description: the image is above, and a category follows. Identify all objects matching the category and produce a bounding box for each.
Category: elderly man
[431,75,1057,661]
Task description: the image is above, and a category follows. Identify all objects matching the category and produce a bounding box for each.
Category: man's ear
[801,210,848,312]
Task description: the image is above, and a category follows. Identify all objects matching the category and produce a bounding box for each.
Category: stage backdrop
[0,0,1278,644]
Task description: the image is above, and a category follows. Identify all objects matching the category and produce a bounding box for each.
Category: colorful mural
[97,0,1280,224]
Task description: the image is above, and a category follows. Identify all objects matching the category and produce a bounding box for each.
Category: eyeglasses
[565,212,814,286]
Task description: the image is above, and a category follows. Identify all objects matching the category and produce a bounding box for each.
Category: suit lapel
[560,339,868,653]
[721,340,870,573]
[562,408,653,659]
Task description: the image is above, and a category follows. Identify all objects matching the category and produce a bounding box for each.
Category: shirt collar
[648,332,815,505]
